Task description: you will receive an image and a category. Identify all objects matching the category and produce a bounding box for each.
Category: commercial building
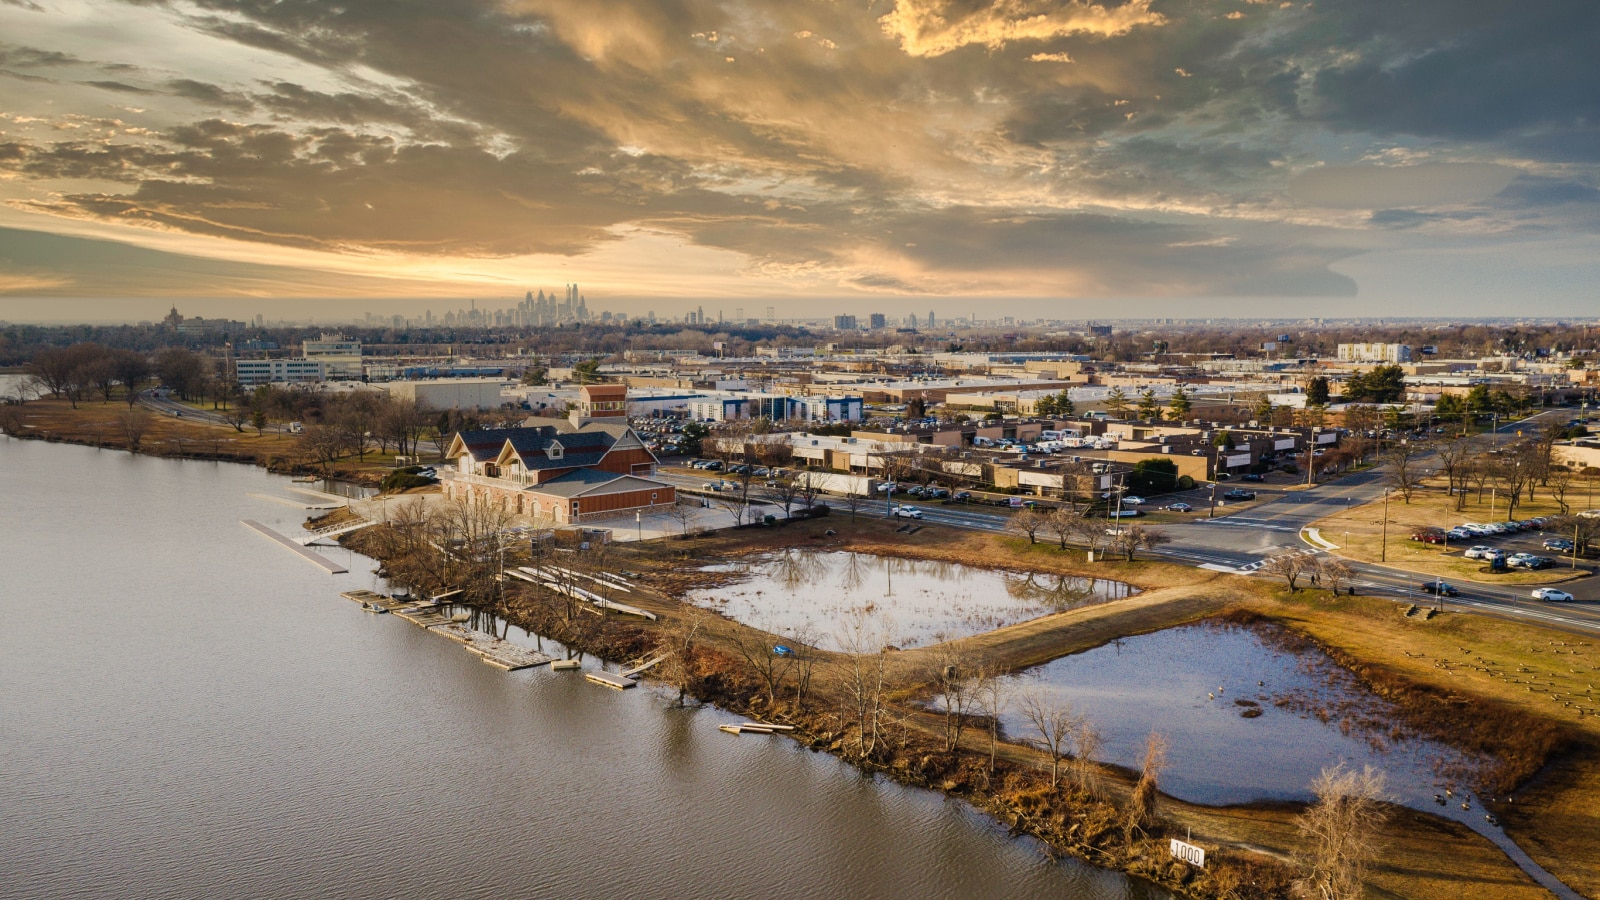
[1337,343,1412,364]
[441,386,675,525]
[302,334,364,379]
[834,315,858,330]
[379,378,512,410]
[234,358,325,386]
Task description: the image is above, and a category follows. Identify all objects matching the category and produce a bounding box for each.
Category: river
[0,436,1165,900]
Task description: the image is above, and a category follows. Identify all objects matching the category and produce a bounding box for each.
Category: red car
[1410,530,1447,545]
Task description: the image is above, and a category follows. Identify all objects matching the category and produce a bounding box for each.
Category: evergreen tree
[1168,385,1192,418]
[1306,375,1330,406]
[1106,387,1130,417]
[1137,388,1163,421]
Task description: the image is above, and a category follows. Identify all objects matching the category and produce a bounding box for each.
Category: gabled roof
[526,469,671,499]
[446,428,520,462]
[455,420,660,471]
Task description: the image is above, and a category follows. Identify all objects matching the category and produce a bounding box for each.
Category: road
[137,390,294,433]
[664,408,1600,635]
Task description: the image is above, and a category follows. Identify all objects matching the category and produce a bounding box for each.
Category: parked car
[1223,489,1257,501]
[892,506,923,519]
[1419,581,1459,597]
[953,491,972,501]
[1167,502,1194,513]
[1531,588,1574,602]
[1121,496,1145,506]
[1463,545,1497,559]
[905,486,925,498]
[702,482,721,491]
[1543,538,1575,552]
[1241,473,1265,482]
[928,488,951,499]
[1411,530,1447,544]
[1446,528,1473,541]
[876,482,899,493]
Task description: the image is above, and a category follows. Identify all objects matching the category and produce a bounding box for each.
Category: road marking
[1198,563,1242,573]
[1302,528,1339,550]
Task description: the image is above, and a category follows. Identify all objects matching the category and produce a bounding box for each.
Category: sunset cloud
[0,0,1595,312]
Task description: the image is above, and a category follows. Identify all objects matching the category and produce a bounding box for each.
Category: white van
[288,421,304,434]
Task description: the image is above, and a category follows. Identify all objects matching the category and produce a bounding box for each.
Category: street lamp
[1380,489,1391,563]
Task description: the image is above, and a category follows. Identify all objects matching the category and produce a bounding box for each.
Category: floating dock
[284,485,352,504]
[550,659,582,671]
[343,591,554,670]
[241,520,348,574]
[246,492,342,510]
[719,722,795,735]
[584,671,637,690]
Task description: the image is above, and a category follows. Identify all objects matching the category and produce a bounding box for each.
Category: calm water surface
[691,549,1136,650]
[0,437,1165,900]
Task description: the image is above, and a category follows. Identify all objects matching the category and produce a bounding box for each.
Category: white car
[892,506,923,519]
[1463,545,1496,559]
[1531,588,1574,603]
[1121,496,1145,506]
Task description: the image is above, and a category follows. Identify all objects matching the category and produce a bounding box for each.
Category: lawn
[1313,477,1596,585]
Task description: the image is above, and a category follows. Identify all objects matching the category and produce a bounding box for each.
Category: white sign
[1274,438,1296,451]
[1225,453,1252,467]
[1317,432,1338,444]
[1170,839,1206,868]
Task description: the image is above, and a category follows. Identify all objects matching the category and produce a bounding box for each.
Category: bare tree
[0,405,25,436]
[1046,506,1077,549]
[1070,719,1104,798]
[1547,464,1575,515]
[1292,764,1390,900]
[1262,552,1317,591]
[1433,438,1474,512]
[1110,524,1170,561]
[731,628,797,710]
[765,472,804,519]
[926,643,980,756]
[1069,515,1111,560]
[841,492,868,520]
[974,663,1011,775]
[1008,507,1047,544]
[116,407,152,451]
[1125,731,1168,841]
[1381,442,1427,504]
[1018,686,1077,790]
[657,608,708,708]
[833,606,895,760]
[1315,557,1355,596]
[663,500,697,538]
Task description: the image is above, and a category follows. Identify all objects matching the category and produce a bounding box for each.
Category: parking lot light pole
[1381,489,1391,563]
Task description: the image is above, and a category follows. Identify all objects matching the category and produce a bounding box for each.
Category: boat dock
[285,485,351,504]
[339,591,550,670]
[246,492,342,510]
[508,567,657,620]
[242,520,348,574]
[584,670,637,690]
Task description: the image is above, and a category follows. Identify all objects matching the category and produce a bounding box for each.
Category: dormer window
[548,441,564,460]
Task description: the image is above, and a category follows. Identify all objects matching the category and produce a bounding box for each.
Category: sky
[0,0,1597,322]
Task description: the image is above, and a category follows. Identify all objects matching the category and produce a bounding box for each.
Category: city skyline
[1,0,1598,321]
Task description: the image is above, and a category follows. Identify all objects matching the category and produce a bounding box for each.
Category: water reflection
[689,550,1136,651]
[0,438,1166,900]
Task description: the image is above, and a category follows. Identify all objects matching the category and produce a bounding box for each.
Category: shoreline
[344,511,1579,899]
[5,413,1590,897]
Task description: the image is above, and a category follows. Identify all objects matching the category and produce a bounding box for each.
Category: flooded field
[687,550,1136,651]
[997,621,1487,817]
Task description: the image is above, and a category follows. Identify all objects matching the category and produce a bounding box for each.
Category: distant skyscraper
[928,310,936,327]
[869,313,886,329]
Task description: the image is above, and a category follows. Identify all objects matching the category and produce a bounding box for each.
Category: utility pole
[1381,489,1390,563]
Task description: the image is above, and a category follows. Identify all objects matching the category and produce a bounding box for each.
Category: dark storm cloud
[82,79,157,94]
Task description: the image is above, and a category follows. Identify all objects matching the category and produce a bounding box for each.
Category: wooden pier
[242,520,348,574]
[247,492,342,510]
[584,670,637,690]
